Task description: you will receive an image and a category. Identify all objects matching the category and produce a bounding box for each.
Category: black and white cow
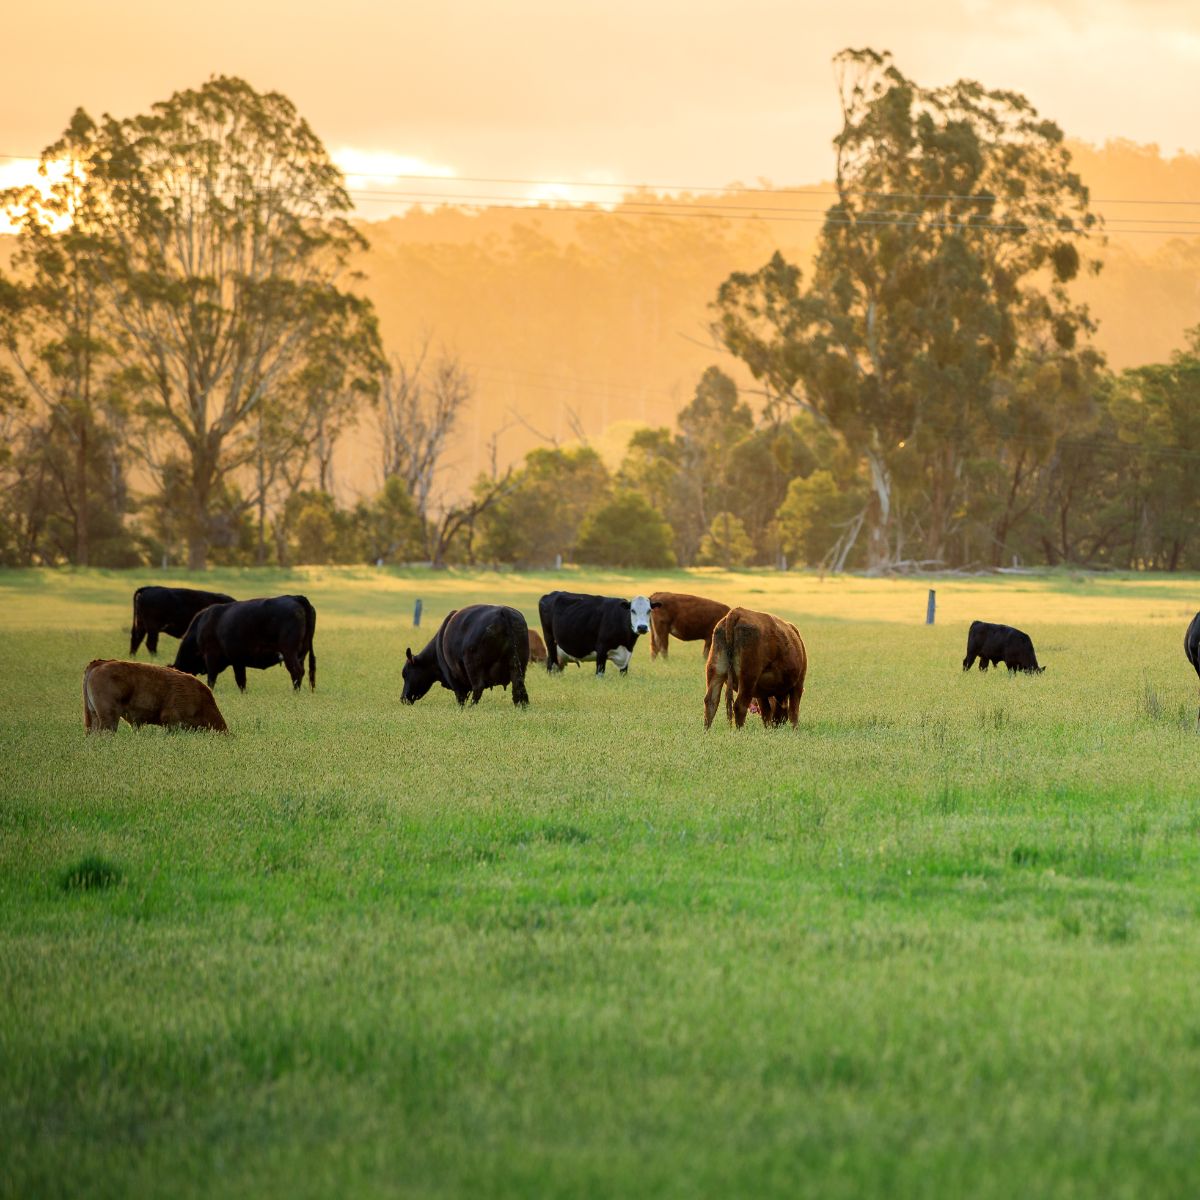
[538,591,659,676]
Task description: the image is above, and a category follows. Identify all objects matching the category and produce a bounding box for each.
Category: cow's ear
[405,648,413,662]
[621,600,630,610]
[650,602,662,609]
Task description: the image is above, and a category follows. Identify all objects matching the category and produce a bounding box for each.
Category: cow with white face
[538,591,660,676]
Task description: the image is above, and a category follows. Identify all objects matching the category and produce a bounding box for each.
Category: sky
[3,0,1199,211]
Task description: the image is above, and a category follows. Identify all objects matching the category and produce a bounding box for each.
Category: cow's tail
[130,587,145,655]
[504,609,530,707]
[298,596,317,690]
[82,659,105,731]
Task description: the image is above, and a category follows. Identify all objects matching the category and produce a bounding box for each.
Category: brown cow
[528,628,548,664]
[83,659,228,734]
[649,591,730,660]
[703,607,807,730]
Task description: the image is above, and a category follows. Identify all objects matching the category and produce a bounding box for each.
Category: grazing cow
[130,586,235,655]
[538,591,660,676]
[403,604,530,706]
[704,607,807,730]
[173,595,316,692]
[1185,612,1200,722]
[648,591,730,660]
[528,628,548,665]
[962,621,1044,674]
[83,659,227,733]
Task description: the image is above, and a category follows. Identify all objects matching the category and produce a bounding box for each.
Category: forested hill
[4,138,1193,491]
[349,140,1200,483]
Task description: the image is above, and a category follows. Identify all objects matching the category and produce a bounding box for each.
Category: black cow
[173,595,316,692]
[1185,612,1200,721]
[962,620,1044,674]
[402,604,530,707]
[538,591,659,676]
[130,586,235,655]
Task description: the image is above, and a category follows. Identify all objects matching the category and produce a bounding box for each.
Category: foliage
[477,445,609,565]
[697,512,755,568]
[776,469,869,569]
[715,49,1099,569]
[355,476,426,565]
[574,490,677,568]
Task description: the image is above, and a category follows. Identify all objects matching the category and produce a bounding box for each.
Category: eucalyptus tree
[715,49,1098,569]
[0,111,132,565]
[87,75,379,568]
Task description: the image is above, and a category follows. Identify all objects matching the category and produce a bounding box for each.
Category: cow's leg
[759,697,773,729]
[91,696,120,733]
[962,652,975,671]
[787,688,801,727]
[283,649,304,690]
[732,692,752,729]
[470,688,484,705]
[232,662,248,692]
[145,629,159,655]
[703,669,724,730]
[595,646,606,676]
[978,658,988,671]
[130,623,145,655]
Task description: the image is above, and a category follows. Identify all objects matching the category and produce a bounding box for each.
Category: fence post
[413,598,423,628]
[925,589,936,625]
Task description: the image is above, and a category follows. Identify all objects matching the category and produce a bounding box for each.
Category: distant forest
[2,53,1199,572]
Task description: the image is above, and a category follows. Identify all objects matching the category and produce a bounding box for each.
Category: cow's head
[401,647,437,704]
[172,621,204,677]
[623,595,660,636]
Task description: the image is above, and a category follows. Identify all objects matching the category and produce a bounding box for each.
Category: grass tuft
[59,855,123,893]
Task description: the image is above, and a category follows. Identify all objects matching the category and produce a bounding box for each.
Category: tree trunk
[865,447,894,571]
[74,420,89,566]
[188,446,215,571]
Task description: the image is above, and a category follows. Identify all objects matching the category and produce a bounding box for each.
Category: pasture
[3,566,1200,1199]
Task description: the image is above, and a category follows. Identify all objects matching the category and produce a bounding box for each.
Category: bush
[696,512,753,567]
[575,491,676,568]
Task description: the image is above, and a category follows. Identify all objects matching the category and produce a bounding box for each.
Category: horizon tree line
[2,60,1197,573]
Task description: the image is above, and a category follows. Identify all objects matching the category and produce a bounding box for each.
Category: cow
[538,591,660,676]
[962,621,1044,674]
[130,586,235,655]
[528,628,549,665]
[704,607,807,730]
[403,604,530,706]
[173,595,316,692]
[1185,612,1200,722]
[83,659,228,734]
[648,591,730,660]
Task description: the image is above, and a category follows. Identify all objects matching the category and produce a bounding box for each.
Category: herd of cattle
[79,583,1200,735]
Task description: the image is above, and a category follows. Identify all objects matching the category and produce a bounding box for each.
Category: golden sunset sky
[3,0,1199,208]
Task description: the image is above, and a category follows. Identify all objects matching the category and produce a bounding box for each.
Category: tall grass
[3,567,1200,1199]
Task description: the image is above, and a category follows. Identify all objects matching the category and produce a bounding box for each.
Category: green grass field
[4,565,1200,1199]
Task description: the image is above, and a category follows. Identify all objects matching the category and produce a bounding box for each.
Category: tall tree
[0,112,132,565]
[84,76,378,568]
[715,49,1098,569]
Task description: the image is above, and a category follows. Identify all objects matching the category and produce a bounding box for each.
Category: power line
[337,185,1200,231]
[335,191,1200,235]
[2,149,1199,208]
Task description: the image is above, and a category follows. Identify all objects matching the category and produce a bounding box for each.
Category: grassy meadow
[4,565,1200,1198]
